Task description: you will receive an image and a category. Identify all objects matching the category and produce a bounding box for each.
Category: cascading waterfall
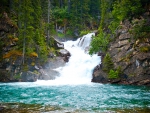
[36,33,101,85]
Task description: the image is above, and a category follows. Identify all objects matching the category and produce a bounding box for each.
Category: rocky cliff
[92,12,150,86]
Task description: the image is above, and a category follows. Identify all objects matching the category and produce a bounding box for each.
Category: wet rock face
[92,19,150,86]
[21,71,39,82]
[91,65,108,83]
[52,37,64,49]
[40,57,66,80]
[58,49,71,62]
[0,69,10,82]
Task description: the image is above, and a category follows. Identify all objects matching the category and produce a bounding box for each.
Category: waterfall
[36,33,101,85]
[78,33,94,50]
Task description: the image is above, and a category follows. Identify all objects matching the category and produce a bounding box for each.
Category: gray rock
[58,49,71,62]
[91,65,108,83]
[21,71,39,82]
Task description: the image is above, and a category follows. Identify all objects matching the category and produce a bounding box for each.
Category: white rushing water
[36,33,101,85]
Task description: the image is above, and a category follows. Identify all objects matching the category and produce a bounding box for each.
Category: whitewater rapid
[36,33,101,85]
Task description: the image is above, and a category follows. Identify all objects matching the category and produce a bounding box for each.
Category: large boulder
[58,49,71,62]
[51,37,64,49]
[91,65,108,83]
[21,71,39,82]
[39,57,66,80]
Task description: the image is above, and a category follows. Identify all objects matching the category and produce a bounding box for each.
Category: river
[0,33,150,113]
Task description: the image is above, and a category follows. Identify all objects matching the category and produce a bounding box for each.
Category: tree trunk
[80,0,83,26]
[68,0,71,13]
[47,0,50,45]
[18,0,21,29]
[9,0,13,12]
[59,0,63,8]
[56,22,57,32]
[23,0,27,65]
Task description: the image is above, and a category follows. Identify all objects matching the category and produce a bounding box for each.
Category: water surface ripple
[0,83,150,112]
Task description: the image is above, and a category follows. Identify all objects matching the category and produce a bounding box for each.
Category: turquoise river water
[0,82,150,112]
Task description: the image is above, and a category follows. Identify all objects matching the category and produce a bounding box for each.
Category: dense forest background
[0,0,150,64]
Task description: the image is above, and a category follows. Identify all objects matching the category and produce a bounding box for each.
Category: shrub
[66,29,73,36]
[57,32,65,38]
[30,52,38,57]
[131,19,150,39]
[3,50,22,59]
[22,65,29,72]
[80,30,89,36]
[14,73,21,79]
[102,53,114,73]
[116,66,123,75]
[89,32,109,54]
[140,46,150,52]
[108,69,119,79]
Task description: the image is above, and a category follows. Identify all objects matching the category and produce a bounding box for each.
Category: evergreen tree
[103,53,114,73]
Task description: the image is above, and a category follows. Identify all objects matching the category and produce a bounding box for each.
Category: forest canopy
[0,0,150,62]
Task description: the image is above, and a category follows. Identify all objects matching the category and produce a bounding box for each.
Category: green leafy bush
[80,30,89,36]
[66,29,73,36]
[140,46,150,52]
[108,69,119,79]
[109,0,142,33]
[131,19,150,39]
[89,32,109,54]
[57,32,65,38]
[14,73,21,79]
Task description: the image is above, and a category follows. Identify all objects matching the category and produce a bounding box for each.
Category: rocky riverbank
[92,12,150,86]
[0,45,70,82]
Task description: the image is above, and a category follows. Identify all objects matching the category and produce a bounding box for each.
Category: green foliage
[140,46,150,52]
[116,66,123,75]
[102,53,114,73]
[57,32,65,38]
[108,66,122,79]
[14,73,21,79]
[33,70,40,75]
[99,0,109,30]
[53,6,68,20]
[131,19,150,39]
[80,30,90,36]
[112,0,141,21]
[2,0,147,66]
[89,32,109,54]
[69,0,94,31]
[108,20,120,34]
[108,69,119,79]
[66,29,74,36]
[109,0,142,33]
[13,0,49,63]
[22,65,29,72]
